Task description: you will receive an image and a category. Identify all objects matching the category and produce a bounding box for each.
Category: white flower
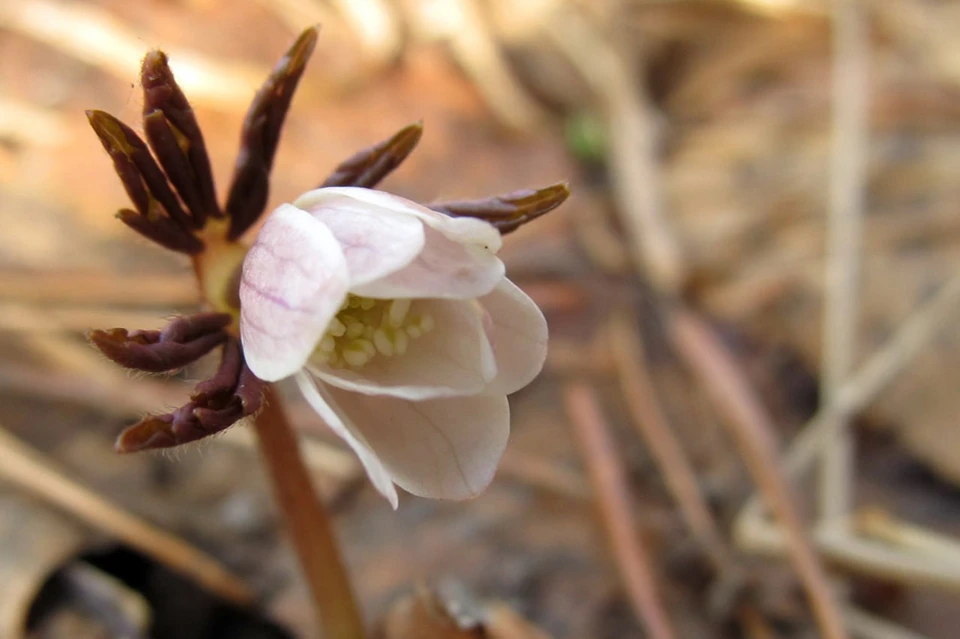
[238,187,548,507]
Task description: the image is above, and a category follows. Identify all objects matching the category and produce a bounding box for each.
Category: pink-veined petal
[296,187,504,300]
[325,385,510,500]
[310,298,497,400]
[295,372,398,507]
[239,204,349,381]
[291,191,425,286]
[479,279,548,395]
[352,225,505,299]
[295,187,502,251]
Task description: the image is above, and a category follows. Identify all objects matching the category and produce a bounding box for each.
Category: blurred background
[2,0,960,637]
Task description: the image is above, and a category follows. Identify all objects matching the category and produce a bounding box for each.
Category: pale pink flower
[238,187,548,507]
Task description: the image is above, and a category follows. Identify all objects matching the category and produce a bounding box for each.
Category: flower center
[313,295,434,369]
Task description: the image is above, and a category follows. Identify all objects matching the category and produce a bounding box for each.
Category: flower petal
[292,191,425,286]
[296,186,502,251]
[479,279,549,395]
[296,187,504,299]
[353,225,505,299]
[295,372,398,507]
[240,204,349,381]
[324,384,510,500]
[311,298,497,400]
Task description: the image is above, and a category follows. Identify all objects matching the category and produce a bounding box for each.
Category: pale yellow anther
[313,294,434,370]
[327,316,347,337]
[345,318,365,339]
[388,299,412,327]
[342,347,371,367]
[353,338,376,358]
[373,328,394,356]
[393,329,409,355]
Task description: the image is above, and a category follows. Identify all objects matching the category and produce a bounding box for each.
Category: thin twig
[668,306,849,639]
[563,381,678,639]
[821,0,868,523]
[0,425,253,605]
[253,385,365,639]
[608,313,733,573]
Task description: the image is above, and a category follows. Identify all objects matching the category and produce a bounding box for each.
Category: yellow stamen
[312,294,433,370]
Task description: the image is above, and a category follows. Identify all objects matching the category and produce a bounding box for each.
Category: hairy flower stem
[254,384,365,639]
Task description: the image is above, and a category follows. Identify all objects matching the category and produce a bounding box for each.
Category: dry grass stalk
[0,425,253,605]
[668,307,848,639]
[820,0,868,524]
[608,313,733,573]
[563,381,678,639]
